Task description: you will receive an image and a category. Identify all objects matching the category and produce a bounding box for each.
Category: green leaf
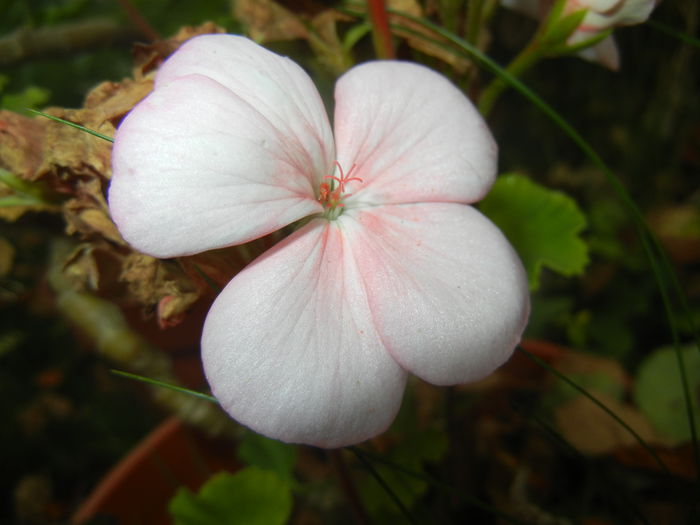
[238,431,297,482]
[169,468,293,525]
[634,345,700,442]
[479,174,589,290]
[1,86,51,113]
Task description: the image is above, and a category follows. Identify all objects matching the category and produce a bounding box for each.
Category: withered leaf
[132,22,226,76]
[0,110,46,180]
[235,0,309,42]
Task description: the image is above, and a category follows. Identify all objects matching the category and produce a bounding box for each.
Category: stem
[367,0,395,59]
[116,0,160,42]
[478,40,541,115]
[466,0,484,45]
[330,450,372,525]
[350,447,419,525]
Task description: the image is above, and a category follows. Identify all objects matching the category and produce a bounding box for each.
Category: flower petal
[582,0,655,29]
[110,74,326,258]
[573,33,620,70]
[202,218,408,448]
[349,203,530,385]
[333,61,497,207]
[157,34,334,182]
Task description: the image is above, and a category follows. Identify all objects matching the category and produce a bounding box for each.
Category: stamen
[323,161,363,193]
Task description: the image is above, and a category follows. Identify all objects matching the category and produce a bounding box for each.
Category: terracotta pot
[72,417,238,525]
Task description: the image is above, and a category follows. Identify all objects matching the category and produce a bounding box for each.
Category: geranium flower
[109,35,530,447]
[501,0,657,69]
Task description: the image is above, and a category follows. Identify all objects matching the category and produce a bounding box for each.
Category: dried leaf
[62,244,102,291]
[555,393,665,455]
[37,107,113,182]
[389,0,474,73]
[235,0,309,42]
[132,22,226,76]
[0,110,46,179]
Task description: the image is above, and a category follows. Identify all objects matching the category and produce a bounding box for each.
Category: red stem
[367,0,395,59]
[117,0,160,42]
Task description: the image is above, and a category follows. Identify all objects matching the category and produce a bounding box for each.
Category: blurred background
[0,0,698,523]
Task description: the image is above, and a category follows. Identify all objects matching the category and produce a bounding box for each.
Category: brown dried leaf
[62,244,100,290]
[120,254,162,305]
[555,350,628,389]
[235,0,309,42]
[0,110,46,180]
[157,292,200,328]
[120,253,201,328]
[37,107,112,182]
[83,75,155,130]
[389,0,473,73]
[61,177,126,245]
[555,393,667,455]
[133,22,226,76]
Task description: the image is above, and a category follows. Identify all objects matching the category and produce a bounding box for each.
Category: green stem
[478,40,542,115]
[367,0,395,59]
[466,0,484,45]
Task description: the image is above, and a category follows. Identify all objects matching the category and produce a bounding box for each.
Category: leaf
[634,345,700,443]
[238,431,297,482]
[555,393,660,455]
[169,468,293,525]
[479,174,589,290]
[1,85,51,113]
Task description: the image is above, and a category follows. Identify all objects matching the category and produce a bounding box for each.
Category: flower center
[319,161,363,220]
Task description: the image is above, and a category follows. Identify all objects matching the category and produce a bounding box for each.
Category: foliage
[480,173,589,290]
[169,468,293,525]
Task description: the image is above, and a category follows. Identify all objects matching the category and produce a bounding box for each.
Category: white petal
[202,218,407,448]
[349,203,530,385]
[157,34,334,183]
[582,0,655,27]
[333,61,497,208]
[571,32,620,70]
[109,74,326,258]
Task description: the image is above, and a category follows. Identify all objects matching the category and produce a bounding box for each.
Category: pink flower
[501,0,657,69]
[109,35,530,447]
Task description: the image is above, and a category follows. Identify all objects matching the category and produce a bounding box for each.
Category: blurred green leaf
[634,345,700,442]
[479,174,589,290]
[1,86,50,112]
[238,431,297,482]
[169,467,293,525]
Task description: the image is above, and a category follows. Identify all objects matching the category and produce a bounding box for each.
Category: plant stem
[330,450,372,524]
[367,0,395,59]
[116,0,160,41]
[478,40,541,115]
[466,0,484,45]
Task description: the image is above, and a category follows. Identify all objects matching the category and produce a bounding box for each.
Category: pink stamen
[324,161,363,193]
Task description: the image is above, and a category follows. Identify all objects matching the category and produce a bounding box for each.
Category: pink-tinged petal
[572,32,620,70]
[582,0,655,28]
[109,74,325,258]
[156,35,334,182]
[349,203,530,385]
[333,62,497,207]
[202,218,408,448]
